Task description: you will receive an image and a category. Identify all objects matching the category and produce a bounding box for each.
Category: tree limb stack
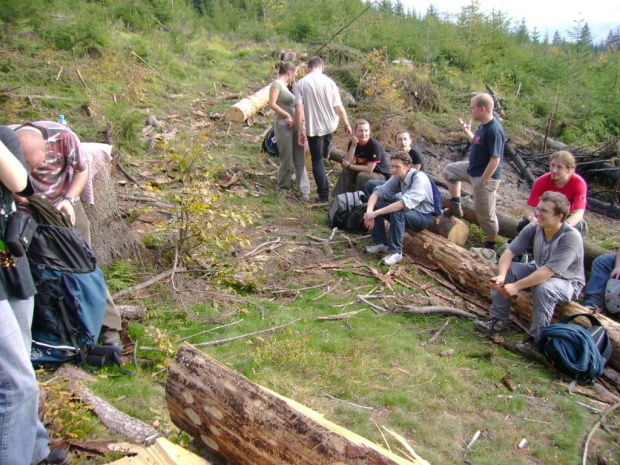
[166,344,427,465]
[402,229,620,371]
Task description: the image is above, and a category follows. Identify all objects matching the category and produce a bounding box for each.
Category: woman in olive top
[268,62,310,200]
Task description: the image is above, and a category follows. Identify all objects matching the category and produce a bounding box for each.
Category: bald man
[12,121,122,348]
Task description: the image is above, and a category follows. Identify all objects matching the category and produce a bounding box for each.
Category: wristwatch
[63,196,76,205]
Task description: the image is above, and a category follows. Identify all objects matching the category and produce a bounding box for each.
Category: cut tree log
[426,215,469,246]
[166,344,428,465]
[224,83,271,123]
[402,229,620,372]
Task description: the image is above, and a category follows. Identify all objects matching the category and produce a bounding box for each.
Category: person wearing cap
[12,121,123,348]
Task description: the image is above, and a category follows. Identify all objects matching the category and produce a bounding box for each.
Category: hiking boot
[40,449,69,465]
[515,337,541,356]
[474,318,509,334]
[443,200,463,218]
[382,252,402,266]
[101,328,122,350]
[363,243,388,254]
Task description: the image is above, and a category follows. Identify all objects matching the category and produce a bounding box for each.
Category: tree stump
[166,344,428,465]
[81,143,136,267]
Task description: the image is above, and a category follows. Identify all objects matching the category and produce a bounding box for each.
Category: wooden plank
[108,437,211,464]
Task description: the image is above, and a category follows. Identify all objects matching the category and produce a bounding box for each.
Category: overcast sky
[399,0,620,42]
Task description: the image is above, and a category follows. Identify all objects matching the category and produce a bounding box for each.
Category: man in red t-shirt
[524,150,588,235]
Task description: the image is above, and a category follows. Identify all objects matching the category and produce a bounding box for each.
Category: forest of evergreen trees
[192,0,620,144]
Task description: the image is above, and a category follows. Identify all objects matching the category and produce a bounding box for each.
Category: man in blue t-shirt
[443,93,505,249]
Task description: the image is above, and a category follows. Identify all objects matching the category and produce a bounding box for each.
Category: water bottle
[58,114,68,126]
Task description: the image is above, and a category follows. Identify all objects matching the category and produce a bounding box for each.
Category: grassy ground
[2,5,620,464]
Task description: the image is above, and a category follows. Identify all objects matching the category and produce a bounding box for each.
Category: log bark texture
[402,229,620,371]
[166,344,427,465]
[82,163,136,267]
[224,84,271,123]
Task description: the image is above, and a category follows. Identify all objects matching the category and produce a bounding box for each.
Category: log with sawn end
[166,344,428,465]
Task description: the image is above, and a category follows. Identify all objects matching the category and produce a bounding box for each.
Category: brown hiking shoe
[474,318,509,334]
[443,200,463,218]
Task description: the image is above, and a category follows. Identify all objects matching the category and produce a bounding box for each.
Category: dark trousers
[307,133,333,200]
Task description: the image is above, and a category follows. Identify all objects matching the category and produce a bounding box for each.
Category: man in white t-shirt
[295,56,351,201]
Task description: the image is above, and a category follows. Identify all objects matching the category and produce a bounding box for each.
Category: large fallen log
[435,185,609,268]
[402,229,620,371]
[166,344,427,465]
[224,83,271,123]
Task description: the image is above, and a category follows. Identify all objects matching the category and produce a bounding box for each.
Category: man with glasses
[522,150,588,236]
[473,191,585,354]
[362,151,435,266]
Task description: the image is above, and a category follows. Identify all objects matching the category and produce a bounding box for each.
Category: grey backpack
[328,191,367,230]
[605,279,620,314]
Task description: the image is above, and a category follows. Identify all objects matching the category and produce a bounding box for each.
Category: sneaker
[443,200,463,218]
[40,449,69,465]
[515,337,541,356]
[474,318,509,334]
[382,252,402,265]
[363,243,388,254]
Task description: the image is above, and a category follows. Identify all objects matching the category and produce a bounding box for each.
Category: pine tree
[531,27,540,44]
[552,30,562,46]
[514,18,529,44]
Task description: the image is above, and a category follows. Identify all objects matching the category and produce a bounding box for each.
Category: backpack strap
[57,295,88,365]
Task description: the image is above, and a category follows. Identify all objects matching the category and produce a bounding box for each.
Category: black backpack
[261,126,279,157]
[539,313,612,386]
[26,196,131,374]
[328,191,367,232]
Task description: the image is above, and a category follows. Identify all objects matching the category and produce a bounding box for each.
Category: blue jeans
[489,263,577,342]
[364,179,384,199]
[0,297,50,465]
[307,133,333,200]
[371,199,433,253]
[584,253,617,308]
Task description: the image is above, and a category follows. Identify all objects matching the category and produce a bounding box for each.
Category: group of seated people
[320,96,618,356]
